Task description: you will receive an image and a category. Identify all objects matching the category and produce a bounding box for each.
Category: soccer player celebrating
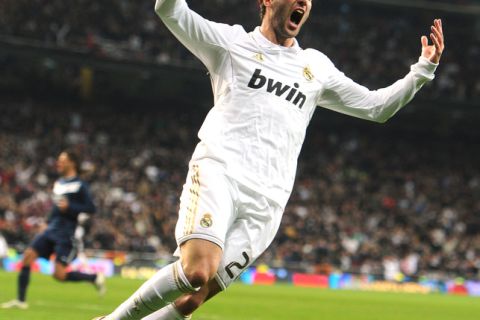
[94,0,444,319]
[2,150,105,309]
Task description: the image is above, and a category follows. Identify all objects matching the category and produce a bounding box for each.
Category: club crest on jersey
[247,69,306,109]
[253,53,265,62]
[200,213,213,228]
[303,66,314,81]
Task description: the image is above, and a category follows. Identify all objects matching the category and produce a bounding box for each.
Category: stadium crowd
[0,99,479,281]
[1,0,478,281]
[0,0,478,102]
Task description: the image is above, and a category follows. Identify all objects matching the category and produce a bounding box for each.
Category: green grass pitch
[1,271,479,320]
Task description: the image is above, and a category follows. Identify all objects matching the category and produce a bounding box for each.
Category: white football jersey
[156,0,437,208]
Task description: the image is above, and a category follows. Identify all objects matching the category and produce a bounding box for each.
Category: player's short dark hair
[258,0,266,21]
[63,149,81,173]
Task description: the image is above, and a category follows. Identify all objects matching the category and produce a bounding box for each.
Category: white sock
[141,304,192,320]
[108,261,197,320]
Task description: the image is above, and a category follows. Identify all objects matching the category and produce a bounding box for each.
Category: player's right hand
[38,222,48,233]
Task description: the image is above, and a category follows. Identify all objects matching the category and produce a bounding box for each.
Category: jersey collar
[60,176,79,182]
[251,27,301,53]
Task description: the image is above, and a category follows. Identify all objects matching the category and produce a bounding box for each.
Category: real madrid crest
[303,66,314,81]
[253,52,265,62]
[200,213,213,228]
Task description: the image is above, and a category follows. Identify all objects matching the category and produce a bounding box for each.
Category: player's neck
[62,170,77,179]
[259,24,295,48]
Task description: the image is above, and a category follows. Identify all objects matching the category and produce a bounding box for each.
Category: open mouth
[290,9,305,26]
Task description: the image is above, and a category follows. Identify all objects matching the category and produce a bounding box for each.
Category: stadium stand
[0,0,479,281]
[0,98,479,280]
[0,0,479,102]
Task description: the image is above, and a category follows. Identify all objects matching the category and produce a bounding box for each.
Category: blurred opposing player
[74,212,93,267]
[1,150,105,309]
[94,0,444,319]
[0,232,8,269]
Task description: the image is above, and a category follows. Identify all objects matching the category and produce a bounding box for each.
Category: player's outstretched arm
[155,0,244,71]
[317,19,444,123]
[421,19,444,64]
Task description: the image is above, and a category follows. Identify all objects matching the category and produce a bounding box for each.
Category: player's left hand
[421,19,444,64]
[57,198,69,212]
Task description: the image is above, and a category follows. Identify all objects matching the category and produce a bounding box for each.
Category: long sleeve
[317,56,438,123]
[155,0,245,72]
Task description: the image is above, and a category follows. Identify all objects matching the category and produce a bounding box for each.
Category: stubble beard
[271,7,299,43]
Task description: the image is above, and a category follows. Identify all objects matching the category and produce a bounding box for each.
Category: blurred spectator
[0,0,479,280]
[0,0,479,103]
[0,98,479,281]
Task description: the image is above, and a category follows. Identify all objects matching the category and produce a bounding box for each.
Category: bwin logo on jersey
[247,69,306,109]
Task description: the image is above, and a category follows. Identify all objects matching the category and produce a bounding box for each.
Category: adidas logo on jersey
[247,69,306,109]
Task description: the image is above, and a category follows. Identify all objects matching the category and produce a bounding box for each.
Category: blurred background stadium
[0,0,479,304]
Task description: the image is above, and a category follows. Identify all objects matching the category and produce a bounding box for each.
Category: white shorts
[175,159,284,290]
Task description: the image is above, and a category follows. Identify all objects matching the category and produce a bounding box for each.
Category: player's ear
[263,0,273,8]
[258,0,269,21]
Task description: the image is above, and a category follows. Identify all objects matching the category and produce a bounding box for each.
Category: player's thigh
[30,232,55,261]
[215,186,284,290]
[180,239,223,277]
[175,160,236,251]
[53,238,77,266]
